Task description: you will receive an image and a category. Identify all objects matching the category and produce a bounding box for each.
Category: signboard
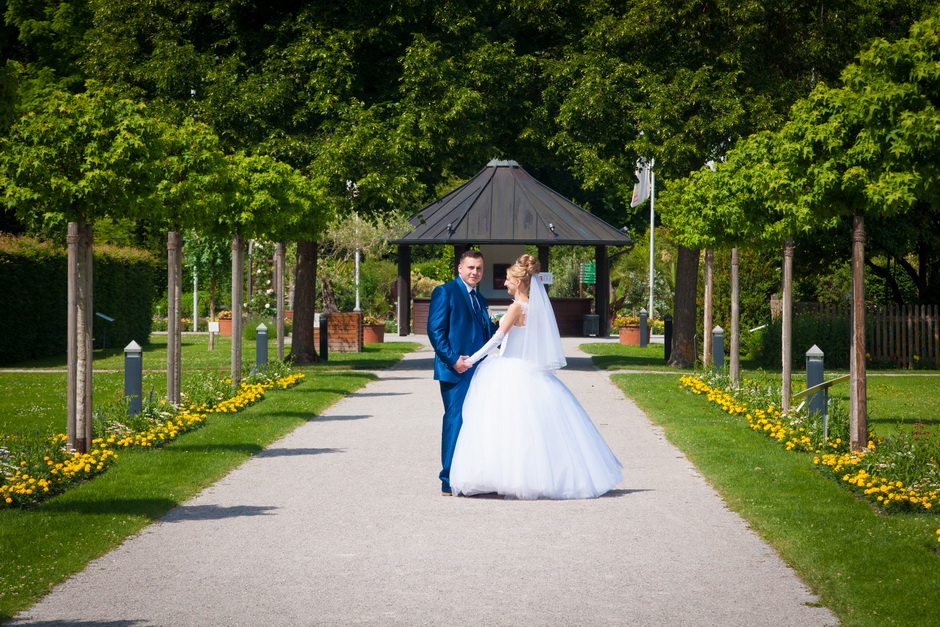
[579,262,596,284]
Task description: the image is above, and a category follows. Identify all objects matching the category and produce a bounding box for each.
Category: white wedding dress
[450,302,623,500]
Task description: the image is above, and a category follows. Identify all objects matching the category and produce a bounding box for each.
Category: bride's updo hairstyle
[506,254,541,294]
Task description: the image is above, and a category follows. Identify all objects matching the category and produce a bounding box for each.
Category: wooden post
[730,247,740,385]
[231,235,245,384]
[703,249,714,366]
[781,238,794,412]
[850,215,868,450]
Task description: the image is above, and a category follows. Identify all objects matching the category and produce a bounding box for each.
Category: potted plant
[362,314,387,344]
[613,315,649,345]
[216,310,233,337]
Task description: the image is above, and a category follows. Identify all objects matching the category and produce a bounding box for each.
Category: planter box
[363,323,385,344]
[618,325,651,345]
[217,318,233,337]
[312,312,364,353]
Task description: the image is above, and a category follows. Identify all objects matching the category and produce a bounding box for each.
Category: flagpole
[648,167,655,318]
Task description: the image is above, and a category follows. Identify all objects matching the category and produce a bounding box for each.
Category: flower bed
[1,366,305,508]
[679,371,939,544]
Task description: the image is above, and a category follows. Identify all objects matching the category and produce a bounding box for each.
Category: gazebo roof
[392,160,634,246]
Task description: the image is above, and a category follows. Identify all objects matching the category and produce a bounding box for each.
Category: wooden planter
[363,323,386,344]
[217,318,233,337]
[312,312,364,352]
[618,325,650,345]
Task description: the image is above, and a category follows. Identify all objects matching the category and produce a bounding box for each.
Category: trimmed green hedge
[0,235,160,365]
[756,314,853,370]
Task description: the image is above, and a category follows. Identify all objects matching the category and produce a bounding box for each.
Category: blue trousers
[439,376,473,492]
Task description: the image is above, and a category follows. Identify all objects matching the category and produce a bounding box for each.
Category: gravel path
[9,337,838,626]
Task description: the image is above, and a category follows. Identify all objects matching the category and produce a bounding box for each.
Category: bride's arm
[465,303,522,365]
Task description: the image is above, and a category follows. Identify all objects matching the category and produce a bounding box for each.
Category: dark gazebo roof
[393,160,633,246]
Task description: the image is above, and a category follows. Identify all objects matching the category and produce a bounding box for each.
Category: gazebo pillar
[595,246,610,336]
[397,244,412,336]
[537,245,550,274]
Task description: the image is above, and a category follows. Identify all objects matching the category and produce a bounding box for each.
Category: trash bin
[583,314,599,337]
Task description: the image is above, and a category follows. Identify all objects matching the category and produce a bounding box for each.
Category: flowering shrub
[1,364,305,508]
[680,371,939,515]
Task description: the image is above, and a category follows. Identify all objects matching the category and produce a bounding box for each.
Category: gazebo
[392,160,634,337]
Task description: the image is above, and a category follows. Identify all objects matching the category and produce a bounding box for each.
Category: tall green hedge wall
[0,235,160,365]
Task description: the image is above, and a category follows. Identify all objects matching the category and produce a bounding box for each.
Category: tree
[0,84,161,451]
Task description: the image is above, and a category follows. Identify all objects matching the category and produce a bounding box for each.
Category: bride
[449,254,623,499]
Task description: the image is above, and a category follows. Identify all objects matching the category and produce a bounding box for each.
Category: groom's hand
[454,356,471,373]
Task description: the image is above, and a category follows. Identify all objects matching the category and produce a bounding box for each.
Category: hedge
[0,235,160,365]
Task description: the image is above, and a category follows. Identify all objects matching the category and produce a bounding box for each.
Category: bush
[756,314,854,370]
[0,236,159,364]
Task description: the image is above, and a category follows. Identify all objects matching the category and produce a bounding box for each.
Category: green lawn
[0,334,417,437]
[609,370,940,626]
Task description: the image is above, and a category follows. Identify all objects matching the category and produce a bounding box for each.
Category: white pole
[648,168,656,318]
[354,248,361,312]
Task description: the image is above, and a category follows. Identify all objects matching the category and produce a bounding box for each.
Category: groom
[428,249,496,495]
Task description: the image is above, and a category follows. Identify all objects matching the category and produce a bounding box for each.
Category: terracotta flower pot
[618,325,649,345]
[218,318,233,337]
[362,323,385,344]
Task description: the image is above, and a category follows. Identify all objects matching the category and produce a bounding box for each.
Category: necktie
[470,289,481,314]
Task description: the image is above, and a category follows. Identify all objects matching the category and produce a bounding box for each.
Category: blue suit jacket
[428,278,496,383]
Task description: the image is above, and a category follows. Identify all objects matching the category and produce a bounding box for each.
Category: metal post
[256,323,268,371]
[806,344,826,418]
[124,341,143,415]
[663,314,673,363]
[319,313,329,362]
[639,308,649,348]
[712,326,725,370]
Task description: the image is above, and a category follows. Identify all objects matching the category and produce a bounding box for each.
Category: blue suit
[428,278,496,492]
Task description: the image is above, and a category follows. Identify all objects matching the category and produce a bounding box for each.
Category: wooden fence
[771,299,940,369]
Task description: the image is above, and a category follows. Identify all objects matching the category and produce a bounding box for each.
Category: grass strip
[0,368,375,622]
[612,373,940,626]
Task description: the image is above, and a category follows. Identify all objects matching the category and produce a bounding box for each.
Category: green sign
[580,262,596,284]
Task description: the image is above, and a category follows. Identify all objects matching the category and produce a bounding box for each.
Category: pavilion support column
[595,246,610,336]
[397,244,412,336]
[537,246,550,274]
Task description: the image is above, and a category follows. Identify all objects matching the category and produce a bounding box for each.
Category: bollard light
[124,341,143,415]
[712,325,725,369]
[639,308,649,349]
[319,313,329,362]
[663,314,673,363]
[805,345,826,417]
[256,323,268,371]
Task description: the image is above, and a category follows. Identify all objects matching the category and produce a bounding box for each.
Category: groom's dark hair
[459,249,484,263]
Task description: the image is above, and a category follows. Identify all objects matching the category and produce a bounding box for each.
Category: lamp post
[347,179,360,312]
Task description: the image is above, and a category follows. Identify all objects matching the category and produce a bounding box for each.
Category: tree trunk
[703,249,714,366]
[208,275,216,351]
[231,235,245,384]
[730,247,740,385]
[166,231,180,405]
[290,240,320,364]
[781,238,794,412]
[83,223,93,449]
[667,245,699,368]
[67,222,79,450]
[276,242,286,361]
[321,275,339,314]
[850,215,868,451]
